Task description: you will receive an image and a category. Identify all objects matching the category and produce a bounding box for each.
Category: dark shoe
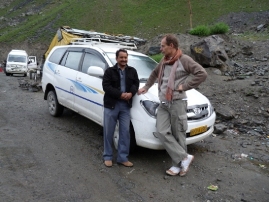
[180,154,194,176]
[117,161,133,167]
[104,160,112,167]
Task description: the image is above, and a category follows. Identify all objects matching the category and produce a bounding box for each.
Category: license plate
[190,125,207,136]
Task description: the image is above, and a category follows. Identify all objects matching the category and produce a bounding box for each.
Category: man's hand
[121,92,132,100]
[137,87,148,95]
[177,85,183,92]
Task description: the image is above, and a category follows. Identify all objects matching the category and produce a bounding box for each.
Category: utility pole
[188,0,193,29]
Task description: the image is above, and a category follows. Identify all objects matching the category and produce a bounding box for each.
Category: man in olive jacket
[102,49,139,167]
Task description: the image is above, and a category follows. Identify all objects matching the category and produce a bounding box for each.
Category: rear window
[48,47,67,64]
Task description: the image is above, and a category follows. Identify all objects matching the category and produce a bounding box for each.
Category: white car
[41,43,216,150]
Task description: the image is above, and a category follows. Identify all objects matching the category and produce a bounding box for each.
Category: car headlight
[140,100,159,118]
[208,101,215,116]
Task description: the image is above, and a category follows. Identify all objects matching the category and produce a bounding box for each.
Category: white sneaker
[180,154,194,176]
[166,166,181,176]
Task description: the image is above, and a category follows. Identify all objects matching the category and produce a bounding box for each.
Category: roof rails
[70,37,137,50]
[62,26,147,45]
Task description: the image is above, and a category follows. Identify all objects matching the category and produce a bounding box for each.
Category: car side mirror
[87,66,104,78]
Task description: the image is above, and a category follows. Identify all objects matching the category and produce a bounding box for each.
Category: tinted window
[60,51,83,70]
[81,52,106,73]
[48,48,67,64]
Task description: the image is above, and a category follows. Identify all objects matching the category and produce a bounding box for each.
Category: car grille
[10,64,24,68]
[187,104,209,121]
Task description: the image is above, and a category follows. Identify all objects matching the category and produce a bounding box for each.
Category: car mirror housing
[87,66,104,77]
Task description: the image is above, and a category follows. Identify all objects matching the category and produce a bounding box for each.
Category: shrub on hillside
[189,22,229,36]
[189,25,211,36]
[210,22,229,34]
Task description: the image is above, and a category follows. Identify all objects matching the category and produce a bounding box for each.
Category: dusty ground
[0,11,268,202]
[0,68,268,202]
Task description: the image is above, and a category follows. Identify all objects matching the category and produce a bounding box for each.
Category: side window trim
[80,49,108,73]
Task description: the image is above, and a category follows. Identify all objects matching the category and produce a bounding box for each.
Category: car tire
[47,90,64,117]
[113,122,137,153]
[5,73,10,76]
[23,73,27,77]
[129,124,137,153]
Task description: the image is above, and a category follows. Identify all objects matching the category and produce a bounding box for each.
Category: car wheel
[113,122,137,153]
[129,124,137,153]
[47,90,64,117]
[5,73,10,76]
[23,73,27,77]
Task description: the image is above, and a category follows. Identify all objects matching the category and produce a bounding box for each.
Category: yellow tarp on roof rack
[44,26,146,59]
[44,27,81,59]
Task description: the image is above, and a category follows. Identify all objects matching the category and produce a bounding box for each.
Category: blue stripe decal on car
[55,86,103,107]
[47,62,55,72]
[68,79,98,94]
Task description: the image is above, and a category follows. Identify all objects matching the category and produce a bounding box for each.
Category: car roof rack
[70,37,138,50]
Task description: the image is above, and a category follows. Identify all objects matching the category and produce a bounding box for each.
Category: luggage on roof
[44,26,146,58]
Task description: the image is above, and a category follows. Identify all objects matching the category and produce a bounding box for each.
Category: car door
[55,48,83,111]
[74,49,108,124]
[28,56,37,69]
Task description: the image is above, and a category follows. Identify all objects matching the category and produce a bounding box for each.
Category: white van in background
[6,49,29,76]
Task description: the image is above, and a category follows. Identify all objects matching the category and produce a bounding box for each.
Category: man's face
[116,51,128,68]
[160,37,173,57]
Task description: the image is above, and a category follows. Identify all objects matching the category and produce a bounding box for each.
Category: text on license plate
[190,125,207,136]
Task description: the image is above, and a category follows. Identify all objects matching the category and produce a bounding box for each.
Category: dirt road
[0,72,268,202]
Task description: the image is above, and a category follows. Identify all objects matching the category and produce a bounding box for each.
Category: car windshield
[106,53,158,82]
[8,55,27,63]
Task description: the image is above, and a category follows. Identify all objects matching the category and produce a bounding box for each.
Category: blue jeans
[103,101,130,163]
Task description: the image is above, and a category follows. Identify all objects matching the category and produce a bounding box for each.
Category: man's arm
[180,55,207,91]
[138,60,162,95]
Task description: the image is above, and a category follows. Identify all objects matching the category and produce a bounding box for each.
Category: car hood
[138,83,211,106]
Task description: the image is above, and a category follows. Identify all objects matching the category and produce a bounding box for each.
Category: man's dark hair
[164,34,179,49]
[116,49,128,58]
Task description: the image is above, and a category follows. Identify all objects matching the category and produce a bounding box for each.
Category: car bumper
[6,68,27,74]
[131,111,216,150]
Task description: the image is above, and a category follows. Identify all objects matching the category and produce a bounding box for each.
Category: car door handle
[55,70,60,75]
[76,77,82,82]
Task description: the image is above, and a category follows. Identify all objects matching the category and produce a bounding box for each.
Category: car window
[60,51,83,71]
[29,56,36,63]
[49,47,67,64]
[107,53,157,80]
[8,55,27,63]
[81,52,106,73]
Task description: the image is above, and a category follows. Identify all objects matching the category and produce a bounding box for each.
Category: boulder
[190,35,229,70]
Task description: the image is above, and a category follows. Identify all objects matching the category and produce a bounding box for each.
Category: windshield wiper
[139,78,148,82]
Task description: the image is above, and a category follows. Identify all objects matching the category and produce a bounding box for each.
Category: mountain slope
[0,0,268,44]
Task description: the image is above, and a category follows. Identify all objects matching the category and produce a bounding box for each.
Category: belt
[161,101,170,107]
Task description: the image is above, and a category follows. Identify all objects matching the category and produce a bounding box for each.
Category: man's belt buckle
[161,101,168,106]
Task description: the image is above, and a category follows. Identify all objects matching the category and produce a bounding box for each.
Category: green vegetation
[150,54,163,63]
[189,22,229,36]
[210,22,229,34]
[0,0,268,43]
[189,25,211,36]
[233,32,269,41]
